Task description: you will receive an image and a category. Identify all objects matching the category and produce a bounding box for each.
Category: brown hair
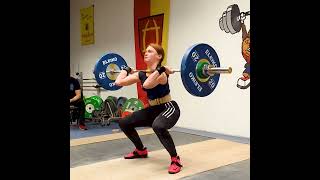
[148,43,165,66]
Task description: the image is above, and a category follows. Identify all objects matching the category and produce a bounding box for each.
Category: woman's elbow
[142,83,152,89]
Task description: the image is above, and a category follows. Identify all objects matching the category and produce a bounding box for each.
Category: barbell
[81,85,102,88]
[219,4,250,34]
[104,66,231,74]
[93,43,232,97]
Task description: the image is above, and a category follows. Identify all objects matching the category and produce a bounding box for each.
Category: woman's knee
[152,123,166,133]
[119,116,136,129]
[118,118,129,129]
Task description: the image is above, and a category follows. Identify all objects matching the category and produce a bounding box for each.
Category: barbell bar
[105,65,232,74]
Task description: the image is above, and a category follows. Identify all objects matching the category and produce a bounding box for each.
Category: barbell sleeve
[203,65,232,77]
[207,65,232,73]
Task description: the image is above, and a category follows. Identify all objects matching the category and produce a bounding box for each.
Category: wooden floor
[70,128,250,180]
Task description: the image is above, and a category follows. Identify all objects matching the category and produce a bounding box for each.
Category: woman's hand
[163,66,174,74]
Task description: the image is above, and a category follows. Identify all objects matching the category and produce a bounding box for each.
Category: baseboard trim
[171,126,250,144]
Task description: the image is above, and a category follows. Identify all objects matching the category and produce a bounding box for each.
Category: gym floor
[70,121,250,180]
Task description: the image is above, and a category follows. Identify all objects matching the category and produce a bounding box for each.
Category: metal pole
[105,67,231,74]
[97,86,101,96]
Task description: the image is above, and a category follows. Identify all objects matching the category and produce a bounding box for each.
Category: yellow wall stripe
[150,0,170,65]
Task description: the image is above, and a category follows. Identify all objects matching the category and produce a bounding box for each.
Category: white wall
[70,0,137,100]
[70,0,250,138]
[168,0,250,138]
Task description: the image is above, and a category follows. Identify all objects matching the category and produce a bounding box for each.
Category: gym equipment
[91,98,118,126]
[219,4,250,34]
[106,98,145,124]
[181,43,221,97]
[93,53,128,91]
[122,98,144,112]
[70,105,80,125]
[83,96,103,118]
[106,96,118,107]
[103,98,118,118]
[93,43,232,97]
[116,96,128,117]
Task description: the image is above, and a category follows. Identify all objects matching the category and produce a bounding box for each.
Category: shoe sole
[124,155,148,159]
[168,170,181,174]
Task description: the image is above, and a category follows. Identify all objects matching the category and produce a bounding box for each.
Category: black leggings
[119,100,180,157]
[71,99,85,125]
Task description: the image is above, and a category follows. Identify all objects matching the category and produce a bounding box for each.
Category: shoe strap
[171,161,183,167]
[133,150,139,156]
[133,149,145,156]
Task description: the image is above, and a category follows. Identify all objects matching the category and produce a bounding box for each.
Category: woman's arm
[115,70,140,86]
[143,71,167,89]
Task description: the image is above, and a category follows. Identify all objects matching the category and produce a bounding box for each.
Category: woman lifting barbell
[115,43,183,174]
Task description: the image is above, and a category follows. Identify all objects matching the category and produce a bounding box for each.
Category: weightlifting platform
[70,123,250,180]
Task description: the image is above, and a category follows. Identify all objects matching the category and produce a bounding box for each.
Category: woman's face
[144,45,161,65]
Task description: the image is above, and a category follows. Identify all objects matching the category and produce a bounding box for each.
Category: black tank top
[138,71,170,100]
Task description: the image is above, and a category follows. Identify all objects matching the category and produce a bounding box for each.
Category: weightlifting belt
[148,94,172,106]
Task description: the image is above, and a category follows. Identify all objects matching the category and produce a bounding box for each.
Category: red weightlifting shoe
[168,156,183,174]
[124,147,148,159]
[79,124,88,130]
